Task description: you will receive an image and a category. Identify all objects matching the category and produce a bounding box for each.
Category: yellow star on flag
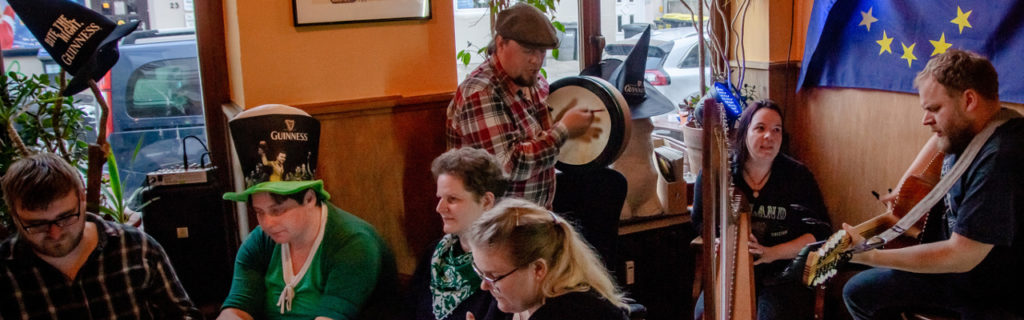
[930,33,953,56]
[876,30,893,55]
[901,42,917,68]
[951,6,972,34]
[859,7,879,31]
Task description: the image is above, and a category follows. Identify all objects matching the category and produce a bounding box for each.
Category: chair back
[552,168,628,273]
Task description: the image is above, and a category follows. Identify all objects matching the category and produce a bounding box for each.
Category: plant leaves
[552,20,565,33]
[106,152,123,205]
[131,135,145,163]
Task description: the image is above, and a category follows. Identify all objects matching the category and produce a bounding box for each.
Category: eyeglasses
[17,204,82,235]
[472,260,522,289]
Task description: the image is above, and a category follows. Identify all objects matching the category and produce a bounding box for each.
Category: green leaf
[552,20,565,33]
[540,68,548,79]
[131,135,145,163]
[552,48,560,59]
[106,152,123,205]
[97,206,122,223]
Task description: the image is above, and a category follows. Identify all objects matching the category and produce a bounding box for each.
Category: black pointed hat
[8,0,139,96]
[581,25,675,119]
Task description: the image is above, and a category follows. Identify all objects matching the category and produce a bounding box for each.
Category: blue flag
[798,0,1024,103]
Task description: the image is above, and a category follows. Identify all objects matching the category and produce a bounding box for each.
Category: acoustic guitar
[799,151,942,287]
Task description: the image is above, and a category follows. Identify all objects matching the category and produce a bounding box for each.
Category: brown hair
[431,147,508,202]
[2,153,83,215]
[467,198,627,308]
[914,49,999,101]
[732,99,784,167]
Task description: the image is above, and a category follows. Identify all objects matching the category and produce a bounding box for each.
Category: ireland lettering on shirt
[752,205,787,221]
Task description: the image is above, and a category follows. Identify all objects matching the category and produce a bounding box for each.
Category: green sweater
[222,203,396,319]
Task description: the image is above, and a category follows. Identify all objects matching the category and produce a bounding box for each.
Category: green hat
[223,104,328,202]
[222,180,330,202]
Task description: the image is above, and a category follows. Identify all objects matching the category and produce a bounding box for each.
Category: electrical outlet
[625,260,635,285]
[176,227,190,239]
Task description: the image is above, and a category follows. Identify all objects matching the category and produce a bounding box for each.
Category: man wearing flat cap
[218,104,396,320]
[446,3,595,209]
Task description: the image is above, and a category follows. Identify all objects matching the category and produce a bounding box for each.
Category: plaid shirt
[447,57,568,208]
[0,214,200,319]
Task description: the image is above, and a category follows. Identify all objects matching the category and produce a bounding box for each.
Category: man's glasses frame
[16,200,82,235]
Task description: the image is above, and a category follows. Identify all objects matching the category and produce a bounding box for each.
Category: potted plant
[0,71,91,235]
[0,70,145,237]
[680,91,709,175]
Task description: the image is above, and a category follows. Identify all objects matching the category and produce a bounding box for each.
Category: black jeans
[843,268,1023,320]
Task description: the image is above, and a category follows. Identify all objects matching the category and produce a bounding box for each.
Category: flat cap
[495,3,558,49]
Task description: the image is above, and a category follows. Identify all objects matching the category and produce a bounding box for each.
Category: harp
[699,99,756,320]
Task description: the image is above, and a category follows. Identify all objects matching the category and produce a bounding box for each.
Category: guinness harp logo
[285,119,296,131]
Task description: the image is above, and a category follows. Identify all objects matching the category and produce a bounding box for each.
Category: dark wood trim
[196,0,231,184]
[580,0,602,69]
[294,92,455,116]
[194,0,239,244]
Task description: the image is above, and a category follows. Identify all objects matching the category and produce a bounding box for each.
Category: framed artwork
[293,0,431,26]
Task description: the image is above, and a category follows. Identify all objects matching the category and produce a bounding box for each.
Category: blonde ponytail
[467,198,627,309]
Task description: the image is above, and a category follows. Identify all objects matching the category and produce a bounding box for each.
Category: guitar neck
[850,213,900,240]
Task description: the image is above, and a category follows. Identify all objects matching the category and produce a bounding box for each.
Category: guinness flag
[7,0,139,95]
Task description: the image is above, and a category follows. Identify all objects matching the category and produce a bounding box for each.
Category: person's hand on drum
[558,104,596,138]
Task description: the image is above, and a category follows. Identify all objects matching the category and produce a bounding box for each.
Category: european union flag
[798,0,1024,103]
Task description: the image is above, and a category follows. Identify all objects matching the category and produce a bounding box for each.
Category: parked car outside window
[604,28,710,108]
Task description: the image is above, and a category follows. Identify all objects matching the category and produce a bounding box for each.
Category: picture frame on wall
[293,0,431,26]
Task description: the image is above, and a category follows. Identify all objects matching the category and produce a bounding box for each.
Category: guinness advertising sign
[229,104,321,189]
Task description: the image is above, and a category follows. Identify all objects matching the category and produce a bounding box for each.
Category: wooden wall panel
[302,95,449,276]
[788,88,930,228]
[787,88,1023,229]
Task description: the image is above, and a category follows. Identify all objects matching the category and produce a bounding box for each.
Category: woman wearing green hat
[218,104,396,320]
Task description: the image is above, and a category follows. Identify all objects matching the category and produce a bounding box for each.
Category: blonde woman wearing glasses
[465,198,628,320]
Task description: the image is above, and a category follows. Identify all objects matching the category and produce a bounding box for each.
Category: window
[0,0,211,198]
[679,45,710,69]
[127,58,203,118]
[596,0,710,108]
[455,0,487,9]
[452,1,581,84]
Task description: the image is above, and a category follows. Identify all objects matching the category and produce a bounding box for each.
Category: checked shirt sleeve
[448,82,567,183]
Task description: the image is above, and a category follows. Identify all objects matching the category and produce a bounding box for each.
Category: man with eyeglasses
[0,153,201,318]
[446,3,595,209]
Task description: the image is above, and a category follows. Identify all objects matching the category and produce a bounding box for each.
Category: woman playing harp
[692,100,832,320]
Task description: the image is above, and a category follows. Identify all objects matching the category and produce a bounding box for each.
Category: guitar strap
[854,108,1021,252]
